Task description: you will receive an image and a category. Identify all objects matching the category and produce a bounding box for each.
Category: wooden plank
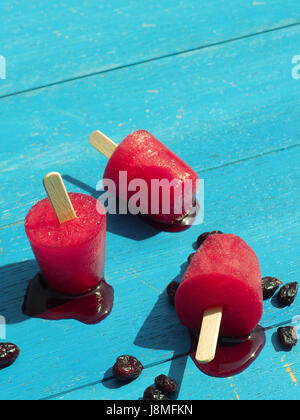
[1,26,300,226]
[0,145,299,400]
[0,1,299,96]
[48,328,300,400]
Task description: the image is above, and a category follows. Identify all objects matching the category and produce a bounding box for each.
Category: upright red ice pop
[89,130,199,226]
[175,233,263,363]
[25,173,106,295]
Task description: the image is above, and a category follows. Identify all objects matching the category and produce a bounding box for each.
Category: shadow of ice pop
[134,292,190,398]
[63,174,159,241]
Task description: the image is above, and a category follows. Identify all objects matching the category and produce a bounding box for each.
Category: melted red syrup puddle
[190,326,266,378]
[145,200,200,233]
[22,274,114,325]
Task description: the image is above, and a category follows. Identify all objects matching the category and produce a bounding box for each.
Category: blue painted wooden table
[0,1,299,400]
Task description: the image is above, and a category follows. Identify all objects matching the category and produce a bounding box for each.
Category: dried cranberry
[187,253,195,264]
[143,386,169,400]
[155,375,178,394]
[113,355,144,382]
[197,231,223,248]
[0,343,20,367]
[262,277,283,300]
[166,281,180,306]
[278,282,298,306]
[277,327,298,349]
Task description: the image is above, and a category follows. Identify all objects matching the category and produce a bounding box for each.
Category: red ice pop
[90,130,199,225]
[175,234,263,362]
[25,173,106,295]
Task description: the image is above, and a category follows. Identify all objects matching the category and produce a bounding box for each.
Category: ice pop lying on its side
[25,173,106,296]
[175,233,263,363]
[90,130,199,226]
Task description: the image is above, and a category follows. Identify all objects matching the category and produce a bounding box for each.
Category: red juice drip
[22,274,114,325]
[190,327,266,378]
[145,199,200,233]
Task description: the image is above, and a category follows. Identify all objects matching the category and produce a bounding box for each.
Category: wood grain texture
[0,26,300,227]
[48,327,300,400]
[0,1,299,401]
[0,145,299,400]
[0,1,299,96]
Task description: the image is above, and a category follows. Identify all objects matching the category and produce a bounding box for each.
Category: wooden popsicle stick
[196,307,223,364]
[89,130,118,159]
[43,172,77,224]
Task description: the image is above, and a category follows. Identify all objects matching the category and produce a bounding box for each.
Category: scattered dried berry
[262,277,283,300]
[278,282,298,306]
[143,386,169,400]
[187,253,195,264]
[113,355,144,382]
[0,343,20,367]
[155,375,178,394]
[166,281,180,306]
[277,327,298,349]
[197,231,223,248]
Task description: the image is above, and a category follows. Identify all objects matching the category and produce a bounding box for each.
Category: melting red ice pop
[25,173,106,295]
[90,130,199,225]
[175,234,263,363]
